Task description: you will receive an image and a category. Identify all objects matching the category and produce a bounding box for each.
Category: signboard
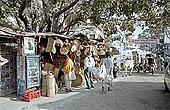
[24,37,35,55]
[25,55,41,89]
[134,39,158,45]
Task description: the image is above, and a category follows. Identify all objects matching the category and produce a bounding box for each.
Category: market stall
[38,33,109,89]
[0,37,18,96]
[0,28,41,97]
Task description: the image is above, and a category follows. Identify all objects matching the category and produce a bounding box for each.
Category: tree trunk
[18,0,31,31]
[54,0,79,18]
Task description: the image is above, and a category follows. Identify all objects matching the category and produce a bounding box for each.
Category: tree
[0,0,169,37]
[0,0,81,34]
[84,0,169,37]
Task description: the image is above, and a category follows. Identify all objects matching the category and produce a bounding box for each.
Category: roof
[72,33,88,40]
[0,26,23,38]
[0,26,68,39]
[23,32,68,38]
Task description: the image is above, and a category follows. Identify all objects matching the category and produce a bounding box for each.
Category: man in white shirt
[84,52,95,89]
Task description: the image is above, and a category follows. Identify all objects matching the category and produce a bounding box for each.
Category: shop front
[0,29,41,97]
[0,32,19,96]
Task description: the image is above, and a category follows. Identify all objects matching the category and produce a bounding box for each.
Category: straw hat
[98,50,105,55]
[93,49,98,56]
[73,40,81,46]
[76,50,81,57]
[56,38,64,47]
[60,47,69,55]
[84,48,89,55]
[80,45,84,50]
[71,45,77,52]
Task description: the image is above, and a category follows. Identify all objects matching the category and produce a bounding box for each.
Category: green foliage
[0,0,169,37]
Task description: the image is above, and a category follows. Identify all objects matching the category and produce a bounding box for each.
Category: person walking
[164,54,170,69]
[62,55,76,92]
[156,55,164,72]
[113,63,119,78]
[84,52,95,89]
[100,52,114,93]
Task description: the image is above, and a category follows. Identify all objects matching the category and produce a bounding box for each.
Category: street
[0,1,169,110]
[21,72,170,110]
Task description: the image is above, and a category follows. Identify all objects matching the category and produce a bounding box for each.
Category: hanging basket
[60,47,69,55]
[71,45,78,52]
[56,38,64,47]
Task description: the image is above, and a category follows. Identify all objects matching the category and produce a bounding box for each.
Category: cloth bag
[104,74,113,83]
[92,65,107,81]
[68,70,76,80]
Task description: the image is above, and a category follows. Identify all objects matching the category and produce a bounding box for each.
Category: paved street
[17,72,170,110]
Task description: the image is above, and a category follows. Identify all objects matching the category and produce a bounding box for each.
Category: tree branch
[18,0,31,31]
[54,0,79,18]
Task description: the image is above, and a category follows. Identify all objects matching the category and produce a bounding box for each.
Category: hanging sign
[24,37,35,54]
[134,39,158,45]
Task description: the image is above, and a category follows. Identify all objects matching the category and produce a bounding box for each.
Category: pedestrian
[137,57,144,73]
[113,63,119,78]
[100,52,114,93]
[156,55,164,72]
[164,54,170,69]
[62,55,76,92]
[84,52,95,89]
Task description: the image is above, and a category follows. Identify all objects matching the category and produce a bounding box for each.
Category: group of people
[61,51,117,94]
[59,52,170,94]
[136,54,169,73]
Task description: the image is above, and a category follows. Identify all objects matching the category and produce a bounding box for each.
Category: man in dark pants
[84,52,95,89]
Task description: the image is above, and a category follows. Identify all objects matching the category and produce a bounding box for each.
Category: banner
[134,39,158,45]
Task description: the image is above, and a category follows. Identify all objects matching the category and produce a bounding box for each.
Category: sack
[96,65,107,79]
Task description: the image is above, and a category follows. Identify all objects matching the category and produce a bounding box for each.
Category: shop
[0,28,41,97]
[36,33,109,89]
[0,29,22,96]
[0,28,110,97]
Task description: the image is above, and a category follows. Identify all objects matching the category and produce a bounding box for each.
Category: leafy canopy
[0,0,169,36]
